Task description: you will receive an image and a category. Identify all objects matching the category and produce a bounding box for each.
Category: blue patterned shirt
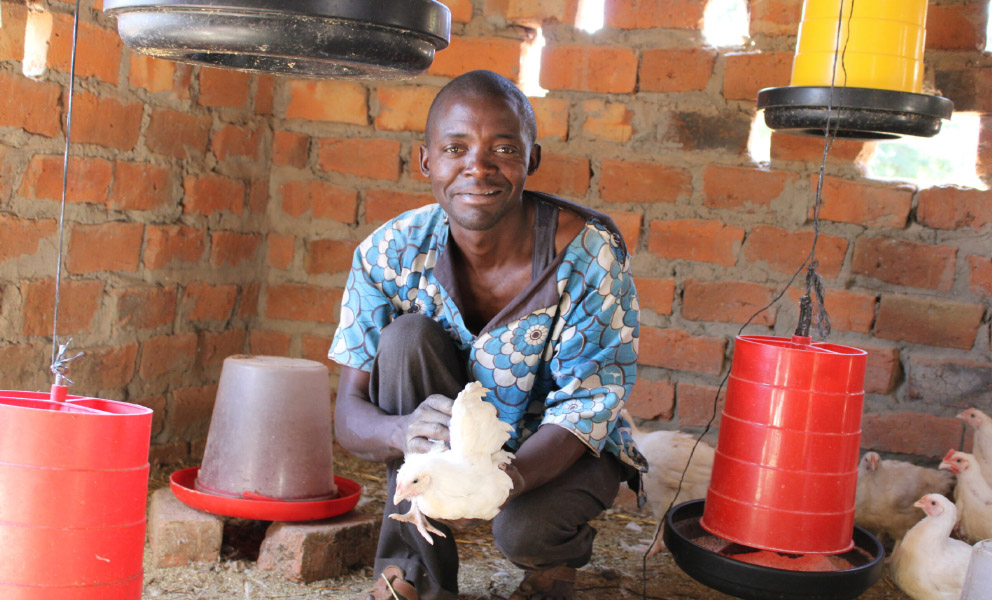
[330,193,646,472]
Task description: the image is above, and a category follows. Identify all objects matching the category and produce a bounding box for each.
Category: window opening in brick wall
[861,112,987,190]
[576,0,605,34]
[519,26,548,98]
[986,4,992,52]
[747,111,773,165]
[703,0,749,48]
[23,1,53,80]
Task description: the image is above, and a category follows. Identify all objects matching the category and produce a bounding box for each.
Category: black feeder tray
[664,500,885,600]
[103,0,451,79]
[757,86,954,141]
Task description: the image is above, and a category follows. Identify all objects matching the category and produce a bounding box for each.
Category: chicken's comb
[943,448,957,462]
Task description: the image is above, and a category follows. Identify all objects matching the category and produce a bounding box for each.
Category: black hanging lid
[103,0,451,79]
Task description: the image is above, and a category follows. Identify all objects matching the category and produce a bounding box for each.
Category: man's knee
[377,313,452,367]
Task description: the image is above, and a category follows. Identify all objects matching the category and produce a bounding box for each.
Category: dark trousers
[369,314,625,600]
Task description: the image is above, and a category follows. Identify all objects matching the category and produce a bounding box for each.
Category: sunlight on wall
[703,0,749,48]
[861,112,987,190]
[576,0,605,34]
[748,111,773,165]
[519,27,548,98]
[23,2,52,80]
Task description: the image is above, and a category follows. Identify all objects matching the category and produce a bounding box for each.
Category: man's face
[420,93,540,232]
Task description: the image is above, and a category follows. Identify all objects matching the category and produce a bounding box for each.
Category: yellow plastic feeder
[757,0,952,140]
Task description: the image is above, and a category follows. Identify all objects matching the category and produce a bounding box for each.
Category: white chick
[939,449,992,543]
[956,408,992,484]
[854,451,955,544]
[390,381,515,544]
[891,493,973,600]
[623,409,713,557]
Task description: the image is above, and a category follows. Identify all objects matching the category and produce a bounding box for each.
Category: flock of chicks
[391,382,990,600]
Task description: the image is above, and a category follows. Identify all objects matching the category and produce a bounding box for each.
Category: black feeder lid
[103,0,451,79]
[757,86,954,141]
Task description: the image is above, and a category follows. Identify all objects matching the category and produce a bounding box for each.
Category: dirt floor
[142,454,912,600]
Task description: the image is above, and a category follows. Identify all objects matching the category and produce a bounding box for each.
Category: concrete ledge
[147,487,224,567]
[257,511,380,583]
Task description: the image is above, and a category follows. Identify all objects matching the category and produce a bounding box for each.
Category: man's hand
[403,393,455,454]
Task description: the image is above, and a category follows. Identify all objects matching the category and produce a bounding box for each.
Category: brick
[668,110,750,153]
[442,0,474,22]
[139,333,198,382]
[116,285,178,329]
[266,284,342,324]
[604,210,642,253]
[540,45,637,93]
[197,67,250,108]
[70,91,143,150]
[209,231,261,267]
[211,123,264,162]
[238,282,260,320]
[641,49,715,93]
[19,155,112,204]
[0,2,27,62]
[676,383,725,428]
[306,239,357,275]
[147,487,223,567]
[968,255,992,296]
[917,187,992,231]
[0,343,48,392]
[605,0,704,29]
[925,2,985,51]
[749,0,803,36]
[743,225,847,278]
[183,174,245,216]
[21,279,104,336]
[599,159,691,204]
[934,68,992,114]
[581,99,633,143]
[249,178,270,214]
[273,131,310,168]
[249,330,292,357]
[279,180,359,224]
[301,334,340,374]
[490,0,579,23]
[527,153,590,198]
[70,343,138,393]
[374,86,437,132]
[146,109,211,159]
[531,96,569,141]
[184,282,238,321]
[853,237,956,291]
[633,277,674,315]
[723,52,792,101]
[816,176,912,228]
[683,279,775,326]
[770,132,865,162]
[0,214,56,265]
[316,138,402,181]
[626,377,675,420]
[648,219,744,266]
[907,355,992,409]
[285,80,368,125]
[429,35,522,80]
[197,329,245,371]
[109,161,175,211]
[0,143,13,200]
[128,53,176,93]
[786,288,876,334]
[861,345,900,395]
[255,74,275,115]
[875,295,984,350]
[67,222,143,274]
[639,326,726,375]
[703,164,794,210]
[257,513,380,583]
[0,72,62,137]
[144,225,206,270]
[861,413,964,459]
[364,190,433,224]
[49,14,121,84]
[268,233,295,270]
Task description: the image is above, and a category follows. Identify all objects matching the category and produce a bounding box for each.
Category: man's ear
[527,142,541,175]
[419,144,430,177]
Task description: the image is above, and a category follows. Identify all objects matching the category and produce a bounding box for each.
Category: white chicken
[854,451,955,544]
[891,493,973,600]
[957,407,992,484]
[939,449,992,543]
[390,381,515,544]
[623,409,714,557]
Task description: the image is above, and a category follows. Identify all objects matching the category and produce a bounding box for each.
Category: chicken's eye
[930,501,936,506]
[412,478,419,484]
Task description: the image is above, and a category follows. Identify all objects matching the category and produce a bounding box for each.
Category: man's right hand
[403,393,454,454]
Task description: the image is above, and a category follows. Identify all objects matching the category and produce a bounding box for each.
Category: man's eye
[443,146,462,153]
[495,146,517,154]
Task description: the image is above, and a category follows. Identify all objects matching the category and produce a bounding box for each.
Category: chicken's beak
[913,497,926,509]
[939,460,958,474]
[394,483,409,505]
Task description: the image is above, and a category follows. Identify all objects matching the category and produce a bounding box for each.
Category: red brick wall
[1,0,989,465]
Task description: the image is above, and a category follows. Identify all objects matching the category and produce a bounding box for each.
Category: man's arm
[503,424,586,502]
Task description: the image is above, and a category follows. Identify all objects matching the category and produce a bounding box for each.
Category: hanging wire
[638,2,854,596]
[49,0,85,387]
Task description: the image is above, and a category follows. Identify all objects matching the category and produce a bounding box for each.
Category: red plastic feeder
[701,335,867,555]
[0,390,153,600]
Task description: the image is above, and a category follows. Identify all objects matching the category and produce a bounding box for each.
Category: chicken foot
[390,501,446,544]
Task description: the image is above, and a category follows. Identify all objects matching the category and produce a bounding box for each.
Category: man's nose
[462,148,496,175]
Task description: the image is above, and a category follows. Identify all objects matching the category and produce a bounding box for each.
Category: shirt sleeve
[542,225,640,455]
